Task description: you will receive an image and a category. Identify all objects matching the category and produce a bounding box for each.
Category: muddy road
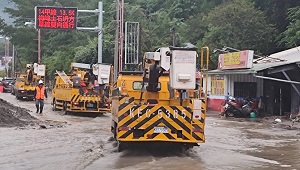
[0,92,299,170]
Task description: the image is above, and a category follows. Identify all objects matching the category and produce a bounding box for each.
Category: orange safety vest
[35,86,45,100]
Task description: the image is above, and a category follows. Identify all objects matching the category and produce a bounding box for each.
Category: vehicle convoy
[13,63,46,100]
[51,63,113,115]
[111,47,209,151]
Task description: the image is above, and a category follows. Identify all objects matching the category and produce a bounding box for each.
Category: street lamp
[24,21,41,64]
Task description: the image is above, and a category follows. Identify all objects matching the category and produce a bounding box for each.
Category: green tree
[200,0,275,54]
[280,6,300,48]
[252,0,300,51]
[2,0,300,76]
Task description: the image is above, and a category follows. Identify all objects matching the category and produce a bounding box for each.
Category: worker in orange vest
[34,80,48,114]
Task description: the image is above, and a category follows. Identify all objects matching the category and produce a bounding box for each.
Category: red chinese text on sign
[35,6,77,30]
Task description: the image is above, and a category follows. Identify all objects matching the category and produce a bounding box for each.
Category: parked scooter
[220,96,259,118]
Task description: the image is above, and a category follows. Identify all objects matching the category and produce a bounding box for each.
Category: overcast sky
[0,0,15,25]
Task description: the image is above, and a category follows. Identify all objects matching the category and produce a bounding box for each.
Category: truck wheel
[117,142,125,152]
[113,121,117,140]
[180,144,193,153]
[63,102,69,115]
[16,94,21,100]
[64,110,69,115]
[52,99,57,111]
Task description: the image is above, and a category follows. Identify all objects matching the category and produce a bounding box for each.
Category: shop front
[206,71,263,111]
[205,47,300,115]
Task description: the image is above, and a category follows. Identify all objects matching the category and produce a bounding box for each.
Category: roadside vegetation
[0,0,300,79]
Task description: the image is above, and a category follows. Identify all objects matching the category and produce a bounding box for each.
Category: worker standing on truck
[34,80,47,114]
[26,65,33,84]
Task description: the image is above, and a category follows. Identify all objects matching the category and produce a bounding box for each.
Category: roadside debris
[274,118,282,123]
[0,98,37,127]
[0,98,67,129]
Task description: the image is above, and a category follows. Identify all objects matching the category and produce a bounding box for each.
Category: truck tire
[117,142,125,152]
[16,93,21,100]
[112,121,117,140]
[64,110,69,115]
[52,99,57,111]
[63,102,69,115]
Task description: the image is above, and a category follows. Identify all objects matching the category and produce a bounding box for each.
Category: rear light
[20,91,25,93]
[105,103,111,108]
[72,102,79,106]
[147,134,152,139]
[195,115,200,118]
[118,127,130,131]
[193,128,204,133]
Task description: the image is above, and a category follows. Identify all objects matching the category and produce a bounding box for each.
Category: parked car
[1,77,14,93]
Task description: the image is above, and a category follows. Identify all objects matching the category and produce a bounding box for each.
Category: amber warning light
[35,6,78,30]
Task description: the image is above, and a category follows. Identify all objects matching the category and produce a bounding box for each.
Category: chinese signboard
[35,6,78,30]
[218,50,254,70]
[211,75,225,95]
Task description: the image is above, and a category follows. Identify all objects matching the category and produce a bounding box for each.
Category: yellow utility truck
[51,63,113,115]
[111,47,209,151]
[14,63,46,100]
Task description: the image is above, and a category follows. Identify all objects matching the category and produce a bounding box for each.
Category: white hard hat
[38,80,44,84]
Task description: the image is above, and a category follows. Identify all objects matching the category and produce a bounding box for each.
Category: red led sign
[35,6,78,30]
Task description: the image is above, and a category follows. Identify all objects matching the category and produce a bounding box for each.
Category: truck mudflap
[116,97,205,143]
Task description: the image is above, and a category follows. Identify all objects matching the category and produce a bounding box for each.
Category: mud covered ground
[0,98,66,129]
[0,92,299,170]
[0,98,37,127]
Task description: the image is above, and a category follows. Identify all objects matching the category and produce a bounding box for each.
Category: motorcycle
[220,96,259,118]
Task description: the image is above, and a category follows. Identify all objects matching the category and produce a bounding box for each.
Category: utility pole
[12,44,14,77]
[114,0,124,82]
[119,0,124,72]
[113,0,119,83]
[98,1,103,63]
[5,37,9,77]
[38,29,41,64]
